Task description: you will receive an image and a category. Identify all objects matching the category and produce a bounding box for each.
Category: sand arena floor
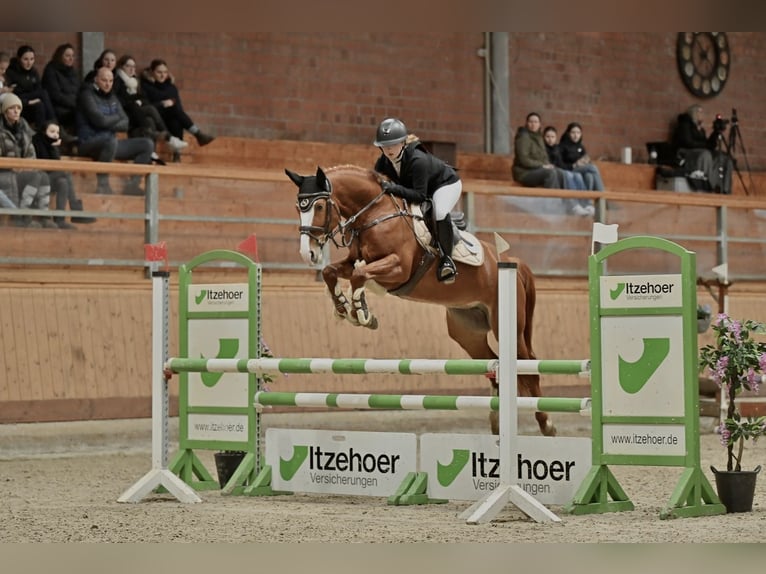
[1,410,764,543]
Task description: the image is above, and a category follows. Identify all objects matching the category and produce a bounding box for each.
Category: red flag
[144,242,168,270]
[237,234,259,262]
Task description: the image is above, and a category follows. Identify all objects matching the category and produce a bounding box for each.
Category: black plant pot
[214,451,247,489]
[711,465,761,513]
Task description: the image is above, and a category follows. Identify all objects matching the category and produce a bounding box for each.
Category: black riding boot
[435,217,458,284]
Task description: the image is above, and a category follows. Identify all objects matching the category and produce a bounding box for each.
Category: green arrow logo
[618,337,670,394]
[436,449,470,486]
[200,338,240,387]
[195,289,207,305]
[280,445,309,481]
[610,282,626,300]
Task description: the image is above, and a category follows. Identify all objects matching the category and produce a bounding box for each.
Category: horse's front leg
[348,254,405,330]
[322,258,360,326]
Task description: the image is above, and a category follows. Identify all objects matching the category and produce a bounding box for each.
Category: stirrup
[437,258,457,284]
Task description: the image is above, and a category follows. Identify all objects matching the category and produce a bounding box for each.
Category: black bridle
[297,190,339,246]
[297,184,414,249]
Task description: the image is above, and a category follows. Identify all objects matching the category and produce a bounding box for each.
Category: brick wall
[5,32,766,169]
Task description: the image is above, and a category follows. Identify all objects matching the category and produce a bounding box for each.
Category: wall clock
[677,32,730,98]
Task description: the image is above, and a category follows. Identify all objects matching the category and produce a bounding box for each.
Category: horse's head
[285,166,338,266]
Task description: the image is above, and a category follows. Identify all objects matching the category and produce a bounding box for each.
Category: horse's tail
[519,260,538,360]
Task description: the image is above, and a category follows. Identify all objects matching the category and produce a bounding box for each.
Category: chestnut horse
[285,165,555,436]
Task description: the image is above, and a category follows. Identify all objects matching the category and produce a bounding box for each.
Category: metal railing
[1,157,765,280]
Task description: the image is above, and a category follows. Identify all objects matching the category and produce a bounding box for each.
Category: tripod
[715,109,754,195]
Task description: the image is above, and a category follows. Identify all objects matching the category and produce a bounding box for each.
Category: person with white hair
[0,93,55,228]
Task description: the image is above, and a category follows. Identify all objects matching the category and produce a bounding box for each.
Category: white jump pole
[460,262,561,524]
[118,270,201,504]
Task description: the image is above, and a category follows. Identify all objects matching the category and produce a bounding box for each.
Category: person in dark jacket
[543,126,593,216]
[0,93,55,228]
[373,117,460,284]
[32,120,96,229]
[672,104,732,194]
[140,59,215,156]
[4,45,57,131]
[559,122,605,192]
[76,67,154,195]
[114,54,187,154]
[512,112,564,189]
[41,43,81,137]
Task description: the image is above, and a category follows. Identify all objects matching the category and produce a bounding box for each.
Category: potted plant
[699,313,766,512]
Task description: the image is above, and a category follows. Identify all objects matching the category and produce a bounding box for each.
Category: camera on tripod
[713,114,730,134]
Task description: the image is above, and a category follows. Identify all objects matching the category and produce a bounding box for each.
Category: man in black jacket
[76,67,154,195]
[672,104,732,194]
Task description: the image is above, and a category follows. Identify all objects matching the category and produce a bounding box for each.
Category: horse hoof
[366,316,379,330]
[543,422,557,437]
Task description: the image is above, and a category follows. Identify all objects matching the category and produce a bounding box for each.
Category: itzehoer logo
[199,338,240,387]
[279,444,401,489]
[618,337,670,394]
[194,287,245,305]
[611,280,674,302]
[438,450,577,497]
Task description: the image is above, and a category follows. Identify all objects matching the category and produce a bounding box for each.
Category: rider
[373,117,461,284]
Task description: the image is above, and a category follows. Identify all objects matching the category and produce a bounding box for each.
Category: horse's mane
[326,164,384,185]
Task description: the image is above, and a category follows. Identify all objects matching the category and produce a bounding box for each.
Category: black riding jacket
[374,141,458,203]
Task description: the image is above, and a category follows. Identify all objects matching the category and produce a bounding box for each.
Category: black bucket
[214,451,246,489]
[711,465,761,513]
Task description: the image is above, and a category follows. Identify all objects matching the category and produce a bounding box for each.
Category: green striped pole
[253,391,591,414]
[166,357,590,376]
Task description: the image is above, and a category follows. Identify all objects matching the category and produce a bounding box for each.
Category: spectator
[76,67,154,196]
[512,112,564,189]
[373,117,460,283]
[140,58,215,158]
[672,104,732,194]
[41,43,81,138]
[0,51,12,98]
[83,49,117,86]
[559,122,605,192]
[0,94,56,228]
[113,55,187,154]
[32,120,96,229]
[4,45,57,131]
[543,126,593,216]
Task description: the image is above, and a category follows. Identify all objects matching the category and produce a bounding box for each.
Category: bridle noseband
[297,190,338,245]
[297,181,411,249]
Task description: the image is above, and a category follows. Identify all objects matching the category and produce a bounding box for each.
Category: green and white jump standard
[564,236,725,519]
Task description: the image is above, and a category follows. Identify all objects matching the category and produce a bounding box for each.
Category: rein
[301,186,414,249]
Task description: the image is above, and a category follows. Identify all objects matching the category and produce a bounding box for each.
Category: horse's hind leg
[446,308,501,434]
[519,374,556,437]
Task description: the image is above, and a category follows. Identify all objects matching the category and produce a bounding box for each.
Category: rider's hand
[381,180,395,193]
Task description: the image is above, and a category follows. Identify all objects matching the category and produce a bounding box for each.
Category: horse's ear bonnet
[285,169,304,187]
[316,166,331,194]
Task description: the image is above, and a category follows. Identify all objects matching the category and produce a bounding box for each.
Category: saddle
[411,201,483,267]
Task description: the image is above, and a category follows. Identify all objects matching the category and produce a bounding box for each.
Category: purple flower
[711,355,729,387]
[730,319,743,343]
[759,353,766,372]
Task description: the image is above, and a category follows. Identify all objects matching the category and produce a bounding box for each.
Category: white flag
[494,232,510,255]
[712,263,728,283]
[591,222,619,254]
